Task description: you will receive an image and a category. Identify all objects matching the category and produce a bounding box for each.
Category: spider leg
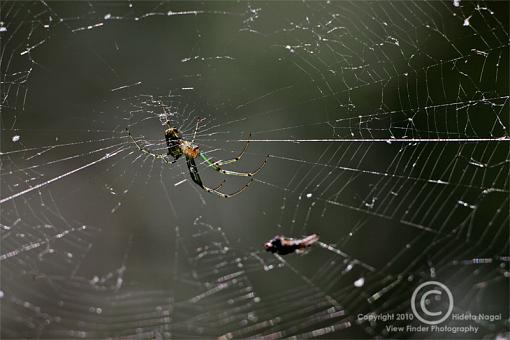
[126,128,177,165]
[190,117,205,144]
[200,151,269,177]
[212,133,252,166]
[202,179,254,198]
[187,157,254,198]
[202,181,227,193]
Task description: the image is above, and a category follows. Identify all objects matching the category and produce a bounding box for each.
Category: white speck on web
[12,135,20,142]
[174,179,187,186]
[354,278,365,287]
[458,200,477,209]
[453,0,460,7]
[463,16,472,26]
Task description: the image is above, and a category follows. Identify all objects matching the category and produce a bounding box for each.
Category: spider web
[1,1,509,338]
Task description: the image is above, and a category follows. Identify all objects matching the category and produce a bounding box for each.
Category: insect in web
[126,118,268,198]
[264,234,320,255]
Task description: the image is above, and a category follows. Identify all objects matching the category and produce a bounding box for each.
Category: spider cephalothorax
[164,123,200,160]
[127,118,268,198]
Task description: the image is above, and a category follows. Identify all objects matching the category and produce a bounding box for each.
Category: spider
[264,234,320,255]
[126,118,268,198]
